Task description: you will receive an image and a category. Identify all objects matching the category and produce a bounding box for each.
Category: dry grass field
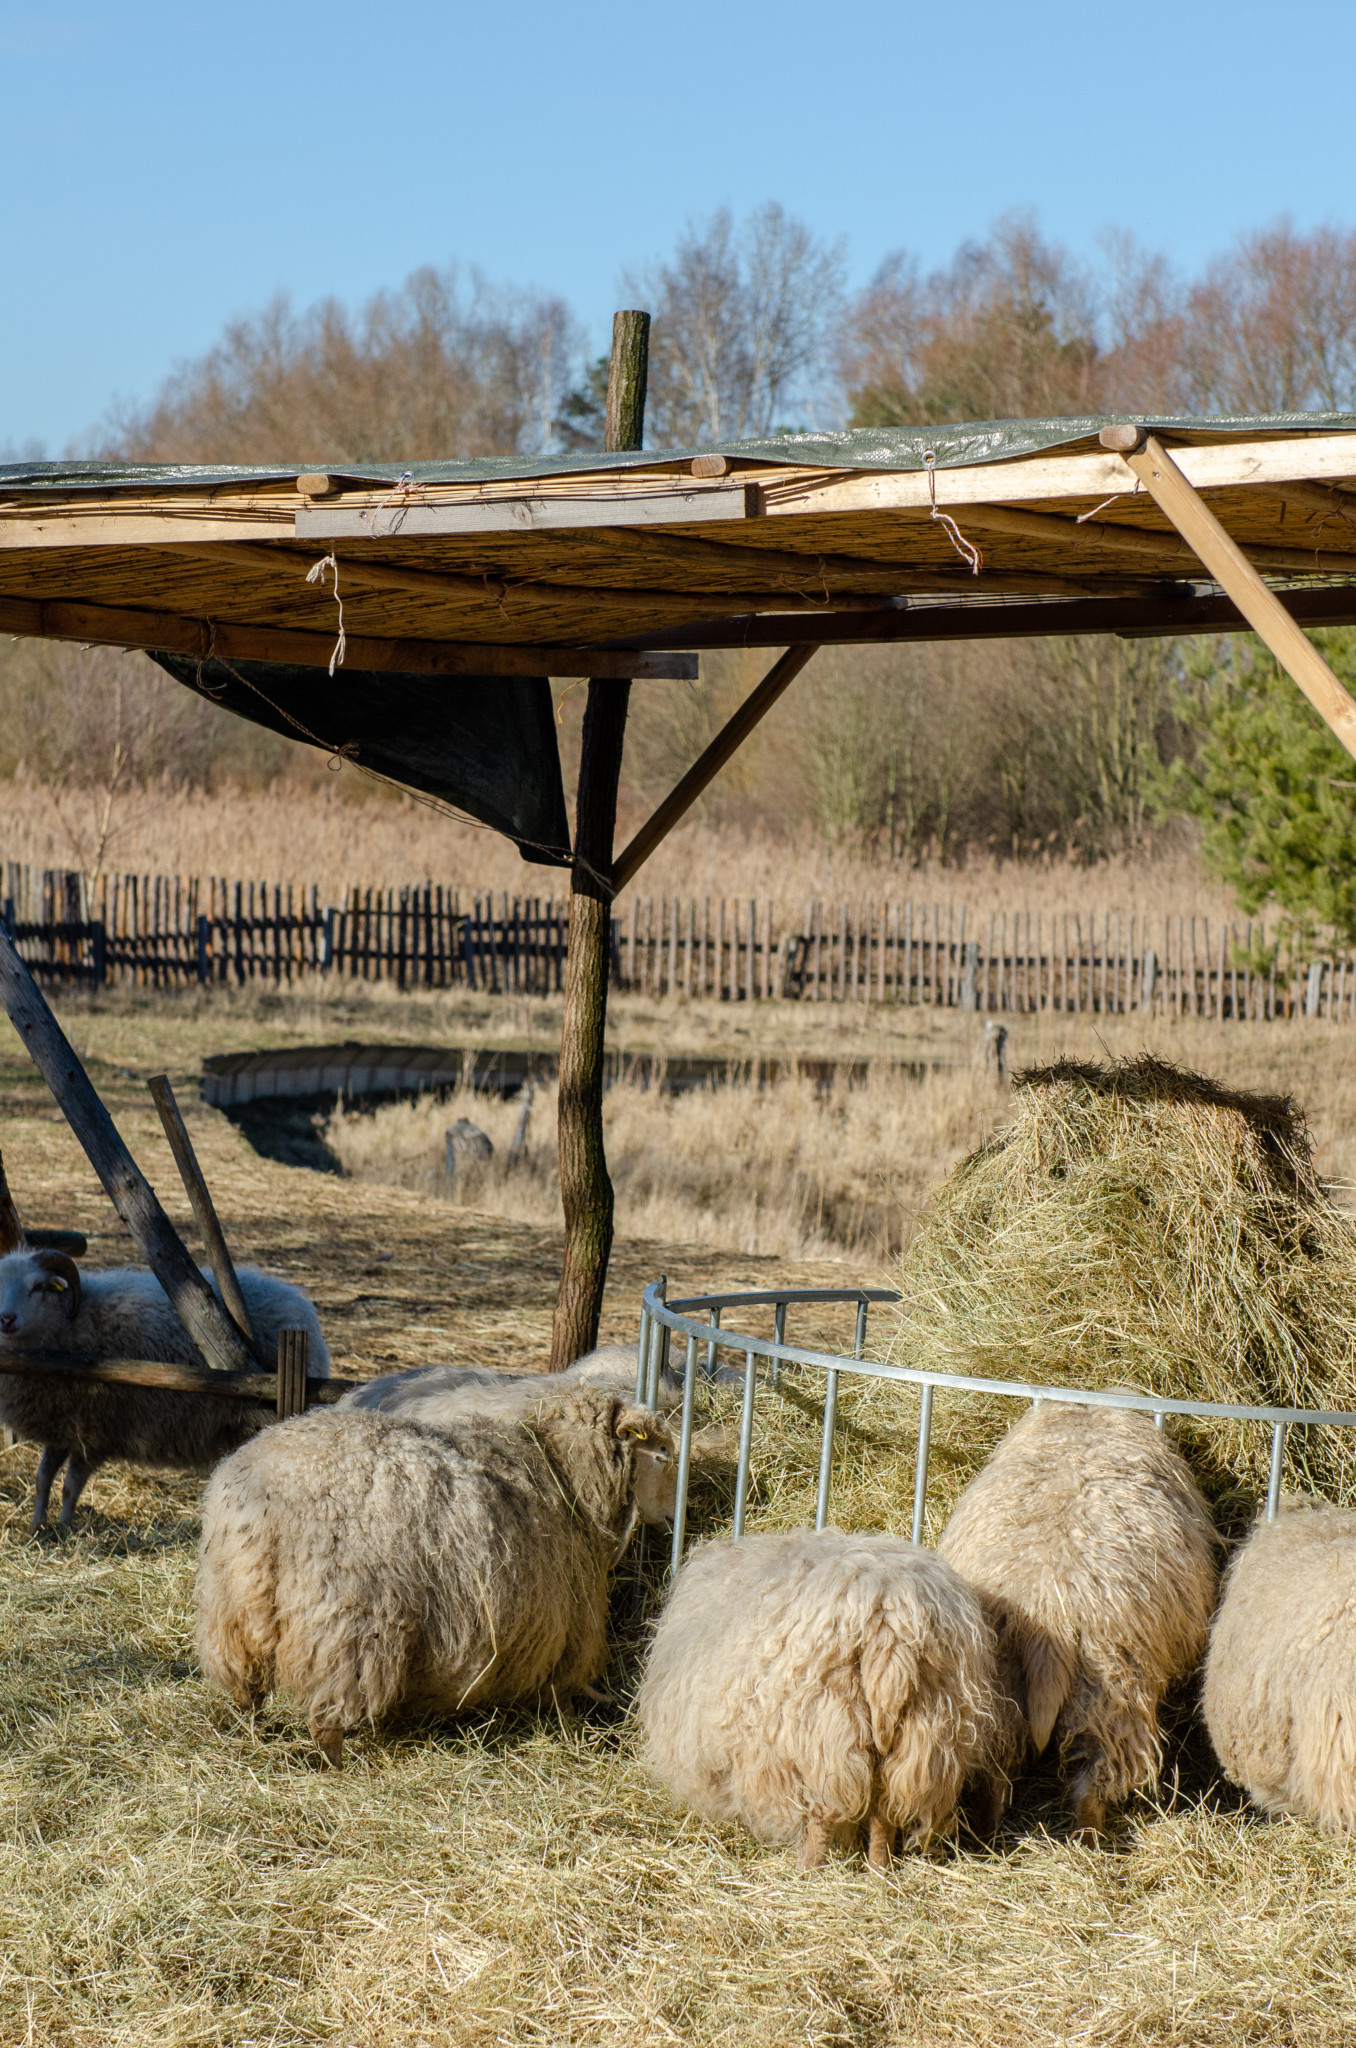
[0,773,1233,927]
[4,981,1356,2044]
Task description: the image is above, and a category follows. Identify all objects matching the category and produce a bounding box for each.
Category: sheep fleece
[938,1402,1218,1807]
[196,1389,655,1729]
[1204,1499,1356,1831]
[636,1528,1001,1846]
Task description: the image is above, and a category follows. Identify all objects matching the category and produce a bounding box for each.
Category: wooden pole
[1101,426,1356,761]
[147,1075,258,1353]
[0,1148,24,1254]
[0,929,256,1376]
[604,311,651,457]
[548,312,650,1371]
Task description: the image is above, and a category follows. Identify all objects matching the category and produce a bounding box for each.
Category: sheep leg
[31,1445,68,1532]
[311,1721,345,1769]
[57,1453,94,1528]
[866,1807,896,1871]
[797,1815,833,1871]
[967,1771,1008,1843]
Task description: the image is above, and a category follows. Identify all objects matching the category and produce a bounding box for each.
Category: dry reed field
[6,985,1356,2044]
[0,772,1234,927]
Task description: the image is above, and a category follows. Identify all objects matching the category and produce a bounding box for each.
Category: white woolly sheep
[1203,1498,1356,1831]
[195,1385,675,1766]
[0,1249,331,1530]
[635,1527,1014,1869]
[938,1400,1219,1840]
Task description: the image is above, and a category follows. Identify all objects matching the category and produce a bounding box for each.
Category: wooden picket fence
[3,864,1354,1020]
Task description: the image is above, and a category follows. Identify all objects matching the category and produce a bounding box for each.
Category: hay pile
[893,1054,1356,1507]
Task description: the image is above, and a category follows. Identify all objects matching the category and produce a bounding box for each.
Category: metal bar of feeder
[733,1347,757,1538]
[704,1305,721,1382]
[634,1304,650,1404]
[669,1332,700,1574]
[1267,1421,1289,1522]
[815,1369,839,1530]
[771,1300,787,1389]
[911,1384,935,1546]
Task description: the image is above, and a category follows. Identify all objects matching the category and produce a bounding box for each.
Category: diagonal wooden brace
[1101,426,1356,761]
[611,642,821,892]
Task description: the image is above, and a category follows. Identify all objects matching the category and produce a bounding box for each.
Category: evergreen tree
[1167,630,1356,943]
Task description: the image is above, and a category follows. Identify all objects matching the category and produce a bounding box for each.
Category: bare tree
[98,267,584,464]
[625,203,847,444]
[1181,220,1356,414]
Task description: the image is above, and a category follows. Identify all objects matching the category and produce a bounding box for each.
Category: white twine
[922,450,982,575]
[305,553,346,675]
[361,469,423,540]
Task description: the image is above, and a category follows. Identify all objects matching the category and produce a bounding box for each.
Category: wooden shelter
[7,391,1356,1363]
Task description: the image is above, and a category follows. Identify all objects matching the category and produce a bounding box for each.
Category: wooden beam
[950,501,1356,577]
[0,1349,357,1405]
[613,582,1356,652]
[0,929,257,1377]
[0,595,697,679]
[584,522,1166,600]
[148,1075,258,1356]
[612,644,821,892]
[1103,427,1356,759]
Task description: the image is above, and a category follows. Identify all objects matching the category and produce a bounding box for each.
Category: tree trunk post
[549,311,650,1371]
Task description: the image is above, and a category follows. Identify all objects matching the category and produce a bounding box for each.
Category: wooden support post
[0,929,256,1376]
[549,311,649,1371]
[148,1074,258,1355]
[0,1148,24,1254]
[1101,426,1356,760]
[277,1327,309,1418]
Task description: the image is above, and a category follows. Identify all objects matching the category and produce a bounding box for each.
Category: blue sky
[4,0,1355,453]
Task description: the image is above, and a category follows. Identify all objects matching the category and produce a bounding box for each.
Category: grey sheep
[1203,1498,1356,1832]
[938,1400,1218,1840]
[0,1248,330,1530]
[637,1528,1015,1870]
[195,1385,676,1767]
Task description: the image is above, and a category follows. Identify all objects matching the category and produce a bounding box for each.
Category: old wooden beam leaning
[0,930,256,1376]
[1101,425,1356,762]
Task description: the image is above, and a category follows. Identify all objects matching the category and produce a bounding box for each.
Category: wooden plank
[1112,430,1356,760]
[0,595,698,678]
[763,432,1356,519]
[297,485,752,538]
[0,1348,355,1404]
[147,1074,258,1355]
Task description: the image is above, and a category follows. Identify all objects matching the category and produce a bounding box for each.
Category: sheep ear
[613,1404,655,1444]
[32,1250,81,1320]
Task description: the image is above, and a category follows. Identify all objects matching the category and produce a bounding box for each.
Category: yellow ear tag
[49,1278,67,1292]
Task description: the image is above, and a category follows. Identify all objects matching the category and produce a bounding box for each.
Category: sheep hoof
[313,1724,344,1769]
[866,1812,895,1871]
[967,1772,1008,1843]
[1071,1791,1106,1846]
[231,1687,263,1715]
[797,1817,832,1871]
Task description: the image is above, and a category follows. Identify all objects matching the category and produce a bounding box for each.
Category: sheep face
[617,1408,677,1528]
[0,1251,81,1342]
